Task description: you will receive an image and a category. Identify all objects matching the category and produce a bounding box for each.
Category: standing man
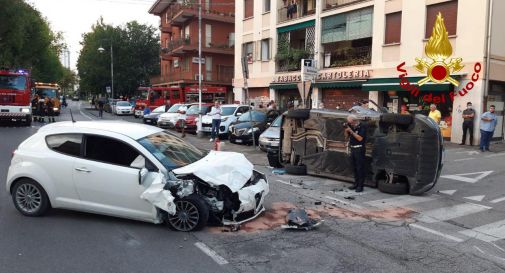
[428,104,442,124]
[97,96,105,118]
[208,101,222,142]
[460,102,475,146]
[164,99,171,112]
[344,115,367,193]
[479,105,497,152]
[177,104,188,138]
[31,94,39,122]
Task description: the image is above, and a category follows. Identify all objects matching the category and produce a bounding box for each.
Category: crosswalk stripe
[365,195,436,209]
[459,219,505,242]
[490,196,505,203]
[416,203,491,223]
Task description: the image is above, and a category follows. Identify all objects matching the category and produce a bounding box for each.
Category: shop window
[425,0,458,38]
[244,0,254,18]
[261,39,270,61]
[384,12,401,44]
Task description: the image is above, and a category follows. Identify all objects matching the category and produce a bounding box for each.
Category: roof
[39,121,163,140]
[148,0,172,15]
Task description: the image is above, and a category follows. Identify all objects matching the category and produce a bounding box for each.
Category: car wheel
[12,178,50,217]
[377,178,409,195]
[286,109,310,119]
[380,113,413,125]
[285,164,307,175]
[167,194,209,232]
[24,118,32,127]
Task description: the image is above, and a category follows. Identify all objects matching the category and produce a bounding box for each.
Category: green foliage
[275,46,311,72]
[0,0,65,82]
[77,19,160,97]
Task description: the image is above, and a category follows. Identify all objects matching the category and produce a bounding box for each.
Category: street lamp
[97,43,114,101]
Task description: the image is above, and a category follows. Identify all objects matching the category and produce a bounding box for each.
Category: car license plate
[235,139,243,143]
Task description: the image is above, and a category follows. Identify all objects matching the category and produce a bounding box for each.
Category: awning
[277,20,315,33]
[362,77,455,92]
[269,83,298,90]
[314,80,365,89]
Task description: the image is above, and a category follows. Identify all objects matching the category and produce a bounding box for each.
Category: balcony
[278,0,316,24]
[163,37,234,56]
[275,26,315,72]
[323,0,370,11]
[150,67,234,85]
[160,25,172,33]
[322,45,371,68]
[166,3,234,26]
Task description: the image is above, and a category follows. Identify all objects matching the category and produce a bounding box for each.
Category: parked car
[143,105,167,125]
[201,104,250,136]
[259,115,282,152]
[6,121,269,231]
[104,99,120,113]
[271,105,444,195]
[72,96,79,101]
[115,101,134,115]
[228,110,280,145]
[176,104,212,133]
[157,103,190,129]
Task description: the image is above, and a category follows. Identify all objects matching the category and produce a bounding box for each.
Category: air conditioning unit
[194,74,203,81]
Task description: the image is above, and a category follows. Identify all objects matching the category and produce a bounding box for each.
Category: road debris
[272,169,286,175]
[281,208,322,231]
[344,196,356,200]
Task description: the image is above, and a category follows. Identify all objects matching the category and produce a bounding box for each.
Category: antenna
[69,109,76,123]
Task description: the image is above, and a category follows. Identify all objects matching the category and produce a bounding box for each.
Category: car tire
[380,113,413,125]
[286,109,310,119]
[167,194,209,232]
[11,178,50,217]
[285,164,307,175]
[267,150,283,168]
[377,178,409,195]
[24,118,32,127]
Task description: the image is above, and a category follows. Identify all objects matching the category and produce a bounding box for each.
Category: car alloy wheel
[168,200,200,231]
[15,183,42,214]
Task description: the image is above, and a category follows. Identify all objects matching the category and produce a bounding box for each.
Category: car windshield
[187,105,209,115]
[167,104,182,113]
[153,106,166,113]
[0,75,26,91]
[117,101,130,106]
[239,111,266,122]
[221,106,236,116]
[271,115,282,127]
[138,131,206,169]
[35,88,57,98]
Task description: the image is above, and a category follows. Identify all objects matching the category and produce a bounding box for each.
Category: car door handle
[75,167,91,173]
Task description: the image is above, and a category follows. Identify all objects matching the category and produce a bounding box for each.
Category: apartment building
[233,0,505,143]
[149,0,235,102]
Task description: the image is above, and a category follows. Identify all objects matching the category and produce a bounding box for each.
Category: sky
[28,0,160,70]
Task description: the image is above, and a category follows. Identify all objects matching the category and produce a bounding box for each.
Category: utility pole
[110,43,114,101]
[196,0,203,137]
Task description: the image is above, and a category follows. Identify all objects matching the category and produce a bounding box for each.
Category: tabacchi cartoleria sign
[272,69,372,83]
[396,12,481,102]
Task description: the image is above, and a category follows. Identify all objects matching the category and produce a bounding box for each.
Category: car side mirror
[139,168,148,185]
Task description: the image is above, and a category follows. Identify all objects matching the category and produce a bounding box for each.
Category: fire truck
[0,69,33,125]
[34,82,62,115]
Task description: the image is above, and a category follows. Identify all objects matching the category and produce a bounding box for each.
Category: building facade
[233,0,505,143]
[149,0,235,103]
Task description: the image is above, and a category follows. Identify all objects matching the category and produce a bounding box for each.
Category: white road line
[194,242,229,265]
[485,152,505,158]
[275,179,302,188]
[459,219,505,242]
[365,195,435,209]
[324,196,364,209]
[454,158,475,162]
[490,196,505,204]
[474,246,485,254]
[79,110,94,120]
[410,224,464,242]
[417,203,491,223]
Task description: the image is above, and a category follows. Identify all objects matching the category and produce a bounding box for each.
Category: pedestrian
[479,105,497,152]
[400,105,410,115]
[31,95,39,122]
[178,104,188,138]
[259,102,264,109]
[98,96,105,118]
[208,100,222,142]
[360,99,369,109]
[143,106,151,116]
[460,102,475,146]
[46,97,55,123]
[164,99,172,112]
[344,115,367,192]
[428,104,441,124]
[336,104,341,110]
[37,97,46,123]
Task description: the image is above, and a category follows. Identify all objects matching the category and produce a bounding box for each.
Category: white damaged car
[6,121,269,231]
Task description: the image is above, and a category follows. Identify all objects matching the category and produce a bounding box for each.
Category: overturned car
[6,121,268,231]
[269,105,443,195]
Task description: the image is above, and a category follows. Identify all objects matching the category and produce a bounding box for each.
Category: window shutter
[385,12,402,44]
[426,0,458,38]
[244,0,254,18]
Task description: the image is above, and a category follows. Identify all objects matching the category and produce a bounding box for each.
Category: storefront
[488,81,505,140]
[248,87,271,108]
[269,83,300,111]
[315,81,368,110]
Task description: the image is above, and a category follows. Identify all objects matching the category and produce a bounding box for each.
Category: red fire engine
[0,69,33,126]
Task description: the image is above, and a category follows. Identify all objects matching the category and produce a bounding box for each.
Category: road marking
[441,171,494,183]
[324,196,364,209]
[410,223,464,242]
[485,152,505,158]
[474,246,485,254]
[454,158,475,162]
[438,190,457,195]
[365,195,435,209]
[195,242,229,265]
[446,148,466,152]
[455,150,480,155]
[490,196,505,204]
[464,195,486,202]
[275,179,302,188]
[459,219,505,242]
[417,203,491,223]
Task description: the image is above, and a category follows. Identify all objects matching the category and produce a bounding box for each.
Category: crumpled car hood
[172,151,253,192]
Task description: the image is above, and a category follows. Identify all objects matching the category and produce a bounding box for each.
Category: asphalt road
[2,101,505,273]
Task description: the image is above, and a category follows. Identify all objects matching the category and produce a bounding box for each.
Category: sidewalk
[445,140,505,152]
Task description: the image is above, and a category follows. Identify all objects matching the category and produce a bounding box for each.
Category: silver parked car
[259,115,282,152]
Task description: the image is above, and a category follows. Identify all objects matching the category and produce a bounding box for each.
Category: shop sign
[272,69,371,83]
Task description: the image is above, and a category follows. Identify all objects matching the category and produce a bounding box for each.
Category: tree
[77,19,160,97]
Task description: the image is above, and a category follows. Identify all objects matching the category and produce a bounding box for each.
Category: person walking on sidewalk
[208,101,222,142]
[344,115,367,193]
[177,104,188,138]
[460,102,475,146]
[479,105,497,152]
[97,96,105,118]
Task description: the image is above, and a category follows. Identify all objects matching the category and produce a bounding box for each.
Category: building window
[426,0,458,38]
[264,0,271,12]
[205,24,212,47]
[184,25,190,38]
[244,0,254,18]
[243,42,254,63]
[229,32,235,47]
[384,12,401,44]
[261,39,270,61]
[206,56,213,81]
[182,57,190,71]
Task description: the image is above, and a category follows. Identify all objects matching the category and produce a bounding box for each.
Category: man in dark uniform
[460,102,475,146]
[31,95,39,122]
[344,114,367,192]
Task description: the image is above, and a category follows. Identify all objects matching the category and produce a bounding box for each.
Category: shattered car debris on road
[6,121,269,232]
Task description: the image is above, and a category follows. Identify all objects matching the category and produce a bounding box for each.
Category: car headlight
[259,136,267,142]
[53,107,58,111]
[195,118,199,122]
[247,127,259,134]
[21,108,30,113]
